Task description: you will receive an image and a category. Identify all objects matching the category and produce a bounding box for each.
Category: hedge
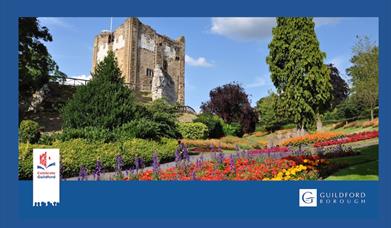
[19,120,41,144]
[178,122,208,139]
[18,138,178,180]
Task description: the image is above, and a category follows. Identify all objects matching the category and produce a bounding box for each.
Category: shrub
[38,132,60,145]
[142,99,180,139]
[18,138,178,180]
[178,122,208,139]
[194,113,224,138]
[222,122,242,137]
[115,119,162,140]
[61,51,138,130]
[57,127,115,143]
[19,120,41,143]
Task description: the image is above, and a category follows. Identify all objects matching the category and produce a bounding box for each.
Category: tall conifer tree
[266,17,332,130]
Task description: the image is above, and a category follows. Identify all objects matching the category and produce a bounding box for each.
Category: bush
[178,122,208,139]
[18,138,178,180]
[194,113,224,138]
[142,99,180,139]
[222,122,242,137]
[19,120,41,143]
[115,119,162,140]
[58,127,115,143]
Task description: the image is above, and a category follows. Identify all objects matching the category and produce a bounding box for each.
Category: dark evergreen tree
[61,51,138,129]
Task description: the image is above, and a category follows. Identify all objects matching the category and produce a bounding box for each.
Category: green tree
[18,17,64,115]
[61,51,138,129]
[346,36,378,120]
[256,92,287,132]
[266,17,332,131]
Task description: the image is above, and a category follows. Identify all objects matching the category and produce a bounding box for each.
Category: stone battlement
[91,17,185,104]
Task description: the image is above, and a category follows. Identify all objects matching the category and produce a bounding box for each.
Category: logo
[37,152,56,170]
[299,189,317,207]
[33,149,60,206]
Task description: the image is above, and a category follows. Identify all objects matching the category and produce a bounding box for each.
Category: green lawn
[325,144,378,180]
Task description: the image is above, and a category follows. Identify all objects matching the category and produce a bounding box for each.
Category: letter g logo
[299,189,317,207]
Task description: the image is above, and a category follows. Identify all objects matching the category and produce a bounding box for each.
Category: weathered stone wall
[91,17,185,105]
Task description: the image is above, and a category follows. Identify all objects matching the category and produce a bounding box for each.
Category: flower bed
[183,136,267,152]
[314,131,378,147]
[281,131,344,146]
[248,146,289,155]
[120,153,319,181]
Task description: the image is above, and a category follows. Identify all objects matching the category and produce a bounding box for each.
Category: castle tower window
[146,68,154,77]
[175,56,180,61]
[163,60,168,70]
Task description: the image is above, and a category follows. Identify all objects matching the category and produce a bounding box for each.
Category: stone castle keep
[91,17,185,104]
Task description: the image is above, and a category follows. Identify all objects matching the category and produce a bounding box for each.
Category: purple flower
[183,146,190,162]
[115,155,124,173]
[152,152,160,176]
[217,152,224,165]
[229,154,235,173]
[210,144,215,152]
[94,160,102,181]
[218,144,222,152]
[235,145,240,152]
[79,165,88,181]
[175,148,181,163]
[134,157,140,173]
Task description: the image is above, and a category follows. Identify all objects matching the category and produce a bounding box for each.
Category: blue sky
[38,17,378,112]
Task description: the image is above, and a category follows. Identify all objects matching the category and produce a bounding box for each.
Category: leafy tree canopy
[346,36,378,120]
[266,17,332,130]
[201,82,258,134]
[327,64,349,109]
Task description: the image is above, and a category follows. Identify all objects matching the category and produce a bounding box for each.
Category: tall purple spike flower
[235,145,240,152]
[152,152,160,176]
[79,165,88,181]
[218,144,222,152]
[115,155,124,173]
[210,144,215,152]
[175,148,181,163]
[217,152,224,166]
[94,160,102,180]
[229,154,235,173]
[183,145,190,162]
[134,157,140,174]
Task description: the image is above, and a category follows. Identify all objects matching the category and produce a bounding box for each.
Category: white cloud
[210,17,342,41]
[211,17,275,41]
[64,74,91,85]
[185,55,213,67]
[38,17,74,30]
[245,76,271,89]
